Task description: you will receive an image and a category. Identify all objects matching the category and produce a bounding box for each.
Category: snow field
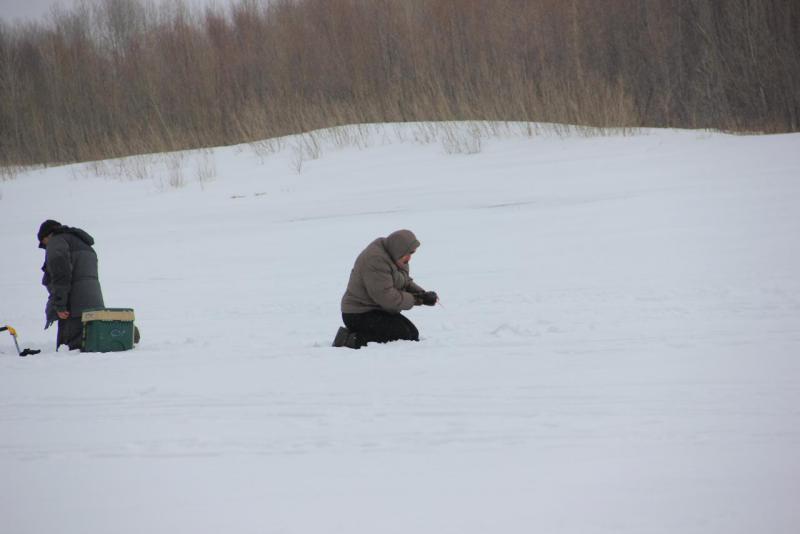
[1,123,799,533]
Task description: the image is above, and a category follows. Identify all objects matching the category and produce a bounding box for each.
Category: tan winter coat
[341,229,425,314]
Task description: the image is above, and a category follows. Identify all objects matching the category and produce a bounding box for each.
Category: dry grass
[0,0,798,167]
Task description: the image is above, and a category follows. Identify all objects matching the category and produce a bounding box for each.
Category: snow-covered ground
[1,123,799,534]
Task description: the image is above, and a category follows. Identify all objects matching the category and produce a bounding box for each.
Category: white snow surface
[1,123,799,533]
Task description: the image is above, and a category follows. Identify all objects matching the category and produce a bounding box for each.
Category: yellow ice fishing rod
[1,325,41,357]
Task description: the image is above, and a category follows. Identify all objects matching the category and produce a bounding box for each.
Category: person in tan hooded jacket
[333,229,438,348]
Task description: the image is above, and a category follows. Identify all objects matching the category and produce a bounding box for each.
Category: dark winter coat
[42,227,105,325]
[341,229,425,314]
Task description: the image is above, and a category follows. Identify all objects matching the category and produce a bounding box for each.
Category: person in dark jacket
[333,229,438,349]
[38,220,105,350]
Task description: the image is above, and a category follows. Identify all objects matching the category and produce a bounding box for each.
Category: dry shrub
[0,0,798,166]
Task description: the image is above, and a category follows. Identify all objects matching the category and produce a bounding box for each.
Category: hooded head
[37,219,62,249]
[385,229,420,261]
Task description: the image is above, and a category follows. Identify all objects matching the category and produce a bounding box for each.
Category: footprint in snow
[490,323,538,338]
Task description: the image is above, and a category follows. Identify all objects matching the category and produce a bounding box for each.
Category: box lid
[82,308,135,322]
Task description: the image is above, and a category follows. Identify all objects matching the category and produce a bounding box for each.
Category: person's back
[341,235,419,314]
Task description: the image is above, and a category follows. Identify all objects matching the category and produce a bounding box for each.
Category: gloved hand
[419,291,438,306]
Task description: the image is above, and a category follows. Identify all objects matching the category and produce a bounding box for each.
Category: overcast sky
[0,0,227,23]
[0,0,67,22]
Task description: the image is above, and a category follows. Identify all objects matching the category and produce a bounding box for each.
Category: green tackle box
[81,308,135,353]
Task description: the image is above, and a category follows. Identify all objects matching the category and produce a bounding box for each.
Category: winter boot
[332,326,361,349]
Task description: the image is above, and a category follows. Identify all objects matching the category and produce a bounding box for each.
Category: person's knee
[403,321,419,341]
[410,327,419,341]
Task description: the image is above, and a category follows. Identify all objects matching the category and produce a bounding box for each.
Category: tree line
[1,0,798,166]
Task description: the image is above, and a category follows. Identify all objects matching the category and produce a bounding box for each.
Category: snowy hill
[1,123,799,533]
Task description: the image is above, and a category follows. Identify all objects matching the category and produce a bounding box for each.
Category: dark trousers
[57,317,83,350]
[343,310,419,346]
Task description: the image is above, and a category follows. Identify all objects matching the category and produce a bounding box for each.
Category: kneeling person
[333,229,437,349]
